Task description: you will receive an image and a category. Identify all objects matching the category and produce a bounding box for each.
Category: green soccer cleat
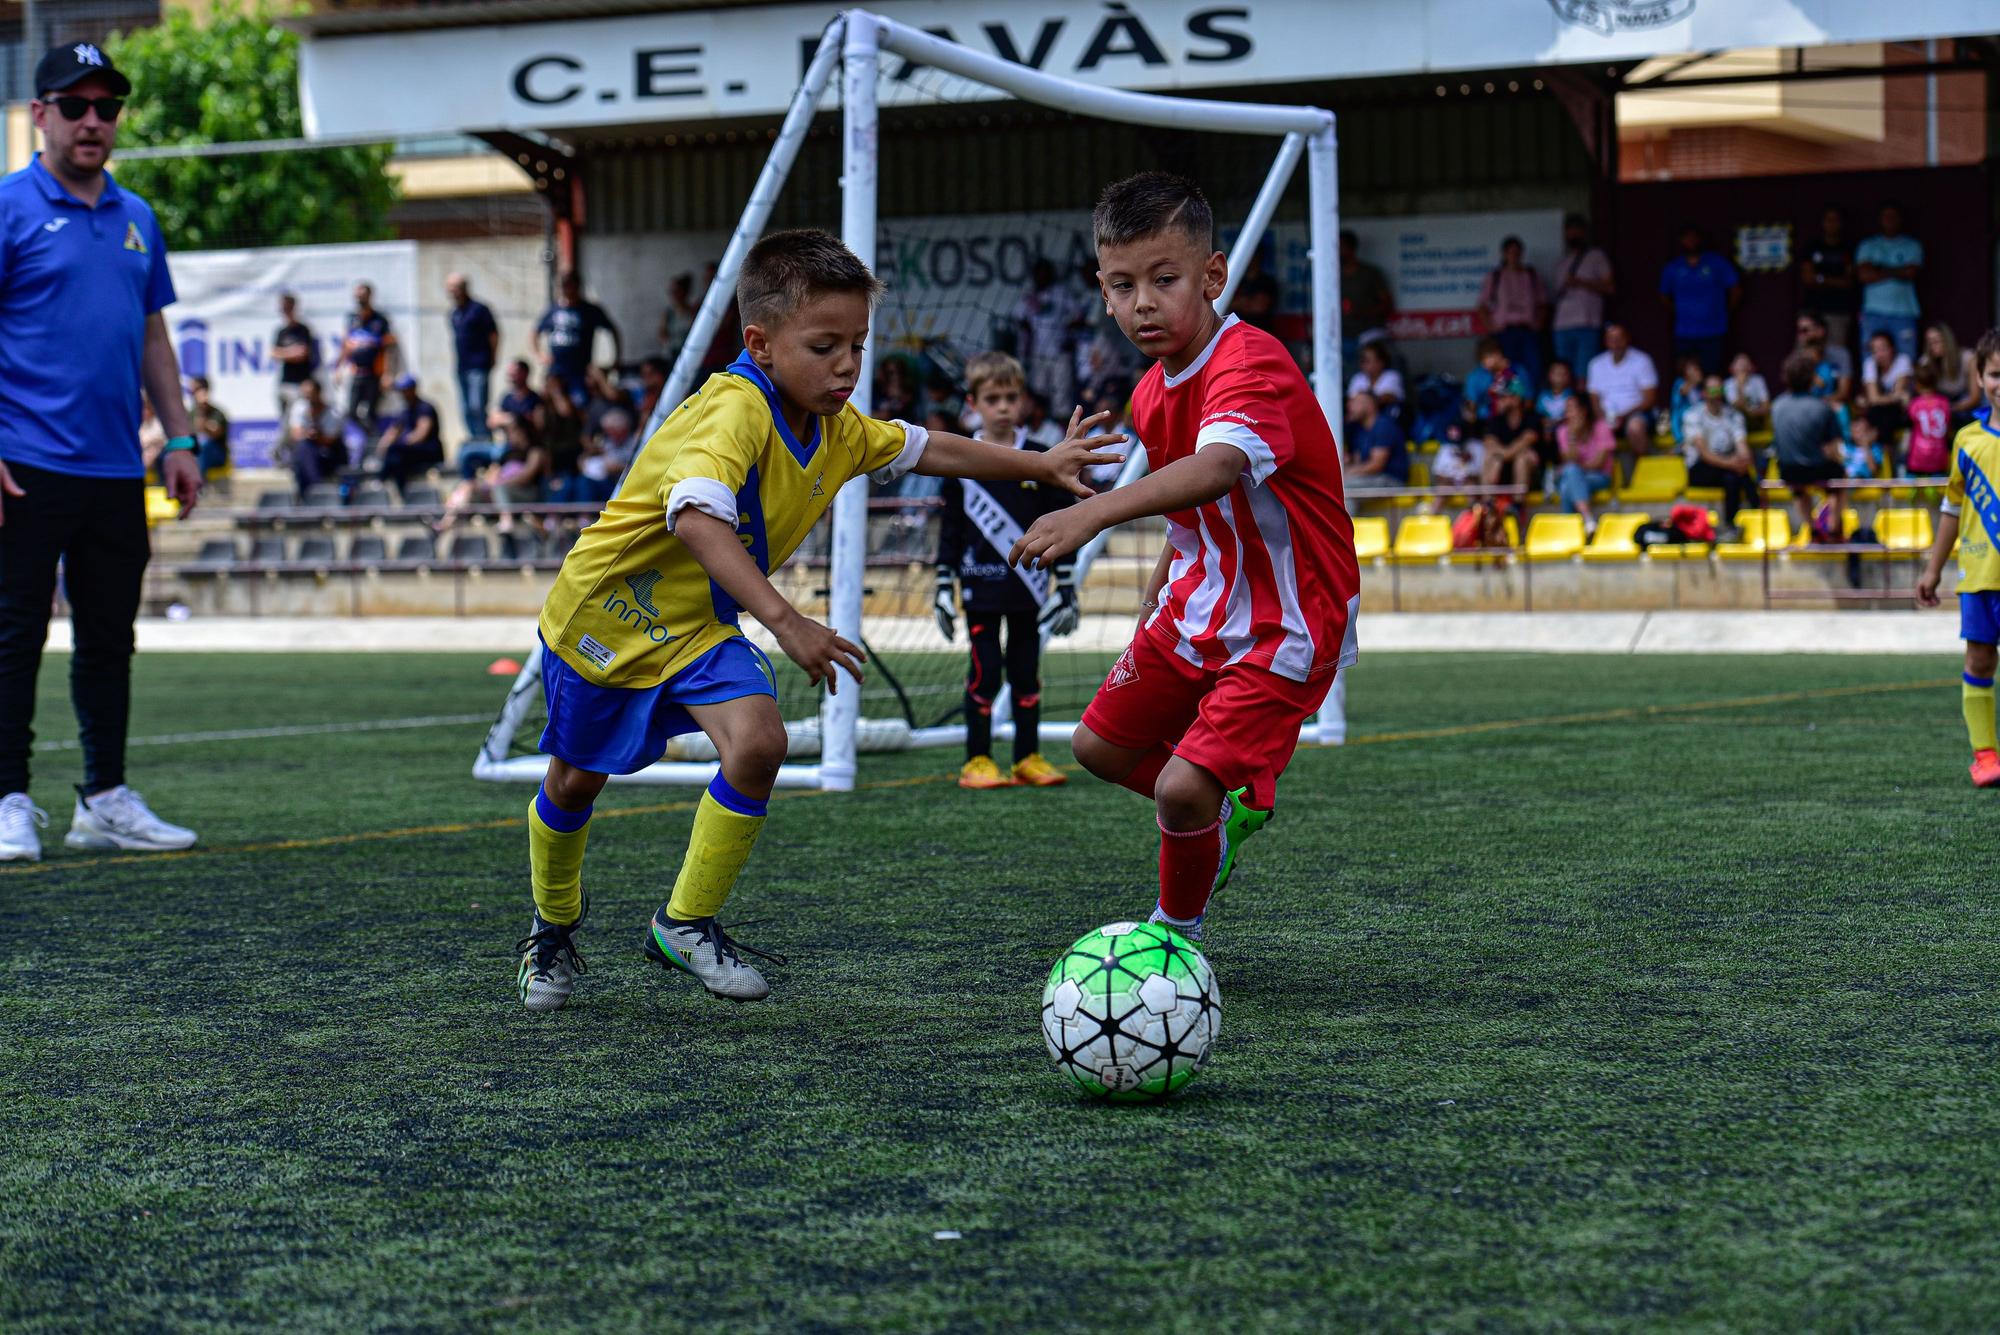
[516,897,587,1012]
[1212,787,1273,897]
[643,909,781,1002]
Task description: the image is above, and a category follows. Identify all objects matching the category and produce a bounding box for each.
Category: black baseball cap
[35,43,133,98]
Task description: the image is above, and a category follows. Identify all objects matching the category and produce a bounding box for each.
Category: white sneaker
[643,910,776,1001]
[0,793,48,862]
[1148,904,1205,943]
[64,785,198,852]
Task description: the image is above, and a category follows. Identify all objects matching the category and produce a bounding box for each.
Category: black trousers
[1688,458,1760,525]
[965,609,1041,765]
[0,462,150,795]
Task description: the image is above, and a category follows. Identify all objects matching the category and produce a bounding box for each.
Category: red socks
[1118,745,1173,799]
[1157,818,1222,922]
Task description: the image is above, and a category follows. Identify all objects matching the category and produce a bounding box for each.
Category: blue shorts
[1962,590,2000,647]
[539,635,778,775]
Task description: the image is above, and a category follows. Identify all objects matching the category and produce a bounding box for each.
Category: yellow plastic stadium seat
[1617,456,1689,504]
[1716,508,1792,558]
[1390,513,1453,563]
[1580,512,1649,562]
[1524,513,1585,562]
[143,486,179,526]
[1352,515,1390,561]
[1877,508,1935,552]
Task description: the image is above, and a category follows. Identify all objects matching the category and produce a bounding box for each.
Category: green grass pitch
[3,648,1997,1330]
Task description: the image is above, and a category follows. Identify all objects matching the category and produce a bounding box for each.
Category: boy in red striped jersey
[1011,172,1359,941]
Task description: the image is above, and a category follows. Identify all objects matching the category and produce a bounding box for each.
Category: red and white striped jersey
[1129,315,1360,682]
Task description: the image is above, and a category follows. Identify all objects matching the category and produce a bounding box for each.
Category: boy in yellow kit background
[1917,329,2000,788]
[519,229,1120,1009]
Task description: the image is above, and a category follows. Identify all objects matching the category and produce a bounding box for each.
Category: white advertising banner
[165,241,422,469]
[301,0,1993,140]
[1346,209,1566,340]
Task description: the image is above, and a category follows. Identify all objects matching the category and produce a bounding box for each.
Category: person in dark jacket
[933,352,1080,789]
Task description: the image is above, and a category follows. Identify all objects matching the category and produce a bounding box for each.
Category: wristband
[163,435,198,454]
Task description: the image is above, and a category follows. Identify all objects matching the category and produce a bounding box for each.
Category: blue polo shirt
[450,299,497,371]
[1657,250,1739,339]
[0,158,174,479]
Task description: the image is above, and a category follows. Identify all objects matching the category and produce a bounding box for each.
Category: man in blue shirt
[1658,224,1739,375]
[534,270,619,407]
[1343,386,1408,492]
[0,44,200,862]
[341,281,395,444]
[376,374,442,496]
[1856,201,1923,362]
[445,271,498,449]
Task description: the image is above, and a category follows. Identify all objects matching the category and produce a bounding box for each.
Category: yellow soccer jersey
[539,354,925,688]
[1944,410,2000,592]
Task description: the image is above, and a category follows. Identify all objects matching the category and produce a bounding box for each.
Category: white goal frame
[475,8,1345,791]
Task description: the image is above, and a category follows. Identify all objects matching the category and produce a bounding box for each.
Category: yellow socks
[1964,673,1997,753]
[666,774,769,921]
[528,787,591,926]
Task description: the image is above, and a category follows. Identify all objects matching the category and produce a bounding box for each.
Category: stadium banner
[299,0,1988,140]
[1346,210,1565,341]
[165,241,423,469]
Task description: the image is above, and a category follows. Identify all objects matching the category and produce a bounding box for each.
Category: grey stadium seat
[250,536,288,564]
[256,490,293,510]
[348,535,388,563]
[395,533,436,562]
[350,483,393,509]
[449,533,490,563]
[295,536,336,564]
[302,483,343,509]
[195,538,237,565]
[400,484,441,508]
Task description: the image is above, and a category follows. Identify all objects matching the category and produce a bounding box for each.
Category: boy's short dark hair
[1976,329,2000,374]
[1092,172,1214,254]
[738,228,884,329]
[1782,352,1819,394]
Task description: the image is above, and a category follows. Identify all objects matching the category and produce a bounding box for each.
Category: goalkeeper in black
[934,352,1081,788]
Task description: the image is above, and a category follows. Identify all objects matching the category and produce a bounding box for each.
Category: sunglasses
[43,95,124,122]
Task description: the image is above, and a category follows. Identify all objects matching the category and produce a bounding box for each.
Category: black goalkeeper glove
[933,567,957,641]
[1038,566,1080,639]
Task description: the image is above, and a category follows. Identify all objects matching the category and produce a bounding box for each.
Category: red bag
[1666,503,1716,543]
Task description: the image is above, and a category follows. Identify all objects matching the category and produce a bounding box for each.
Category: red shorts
[1079,628,1337,808]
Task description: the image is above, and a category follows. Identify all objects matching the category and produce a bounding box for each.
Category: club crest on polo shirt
[122,221,147,254]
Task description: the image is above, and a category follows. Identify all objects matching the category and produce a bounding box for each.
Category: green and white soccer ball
[1041,920,1220,1102]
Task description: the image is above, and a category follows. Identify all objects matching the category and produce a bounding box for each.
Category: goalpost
[474,8,1346,791]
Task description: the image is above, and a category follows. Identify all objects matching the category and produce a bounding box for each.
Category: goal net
[475,9,1345,791]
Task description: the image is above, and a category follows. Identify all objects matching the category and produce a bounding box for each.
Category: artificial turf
[3,647,1997,1330]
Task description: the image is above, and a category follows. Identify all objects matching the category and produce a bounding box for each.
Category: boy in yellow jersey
[518,229,1120,1008]
[1917,328,2000,789]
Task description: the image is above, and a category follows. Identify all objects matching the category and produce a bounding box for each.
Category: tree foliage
[105,2,398,251]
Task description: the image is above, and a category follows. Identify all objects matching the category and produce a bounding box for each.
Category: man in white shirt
[1586,322,1659,483]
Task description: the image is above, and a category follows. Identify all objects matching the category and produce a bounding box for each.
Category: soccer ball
[1040,920,1220,1102]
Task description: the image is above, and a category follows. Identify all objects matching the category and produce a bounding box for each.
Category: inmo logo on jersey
[623,569,661,616]
[603,569,673,643]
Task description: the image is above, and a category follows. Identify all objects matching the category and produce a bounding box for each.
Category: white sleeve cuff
[665,477,738,532]
[1942,499,1963,517]
[868,421,929,485]
[1196,419,1278,486]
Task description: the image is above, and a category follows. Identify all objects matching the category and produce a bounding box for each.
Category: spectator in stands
[1799,205,1856,354]
[1920,322,1981,429]
[1906,364,1953,477]
[187,376,229,481]
[1015,258,1086,414]
[636,355,671,429]
[341,281,395,443]
[1683,376,1756,532]
[575,407,637,505]
[1429,407,1482,495]
[1724,352,1770,429]
[1476,235,1547,391]
[1858,328,1914,438]
[581,364,634,436]
[1772,352,1847,536]
[1856,202,1922,360]
[1342,386,1406,493]
[1657,224,1739,374]
[271,291,317,424]
[535,271,619,407]
[445,272,499,447]
[487,359,542,434]
[285,376,343,494]
[1346,340,1404,418]
[874,356,918,424]
[539,373,585,500]
[1020,390,1064,448]
[1551,214,1614,381]
[1553,393,1617,531]
[1537,360,1574,440]
[1844,414,1885,481]
[1463,337,1513,424]
[439,414,547,536]
[1793,312,1852,402]
[1339,229,1394,368]
[1667,356,1704,448]
[1478,376,1541,496]
[658,270,698,361]
[1228,244,1280,335]
[1586,322,1659,482]
[376,374,442,496]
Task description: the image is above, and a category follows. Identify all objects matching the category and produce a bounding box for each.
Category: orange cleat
[958,756,1013,790]
[1011,753,1069,787]
[1972,750,2000,789]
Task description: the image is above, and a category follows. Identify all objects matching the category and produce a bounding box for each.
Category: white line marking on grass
[40,713,493,752]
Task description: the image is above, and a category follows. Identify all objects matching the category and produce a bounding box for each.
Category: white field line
[40,712,493,752]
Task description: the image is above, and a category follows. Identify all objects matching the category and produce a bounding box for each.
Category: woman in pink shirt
[1477,235,1549,396]
[1554,394,1617,530]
